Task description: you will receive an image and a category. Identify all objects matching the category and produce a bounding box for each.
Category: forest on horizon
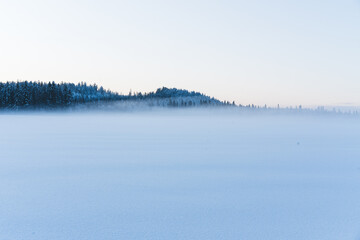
[0,81,230,110]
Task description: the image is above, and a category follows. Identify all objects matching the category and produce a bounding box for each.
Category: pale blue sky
[0,0,359,106]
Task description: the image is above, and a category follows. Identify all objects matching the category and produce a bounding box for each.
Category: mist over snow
[1,0,359,238]
[0,110,360,240]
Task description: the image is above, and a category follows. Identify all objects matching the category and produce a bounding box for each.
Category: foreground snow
[0,111,360,239]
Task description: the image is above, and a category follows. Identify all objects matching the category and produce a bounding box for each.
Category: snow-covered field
[1,110,360,240]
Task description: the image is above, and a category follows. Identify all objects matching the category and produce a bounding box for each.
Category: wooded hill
[0,81,232,109]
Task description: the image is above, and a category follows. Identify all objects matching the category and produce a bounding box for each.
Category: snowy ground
[0,110,360,240]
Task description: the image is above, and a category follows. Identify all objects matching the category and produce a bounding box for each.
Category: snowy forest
[0,81,229,110]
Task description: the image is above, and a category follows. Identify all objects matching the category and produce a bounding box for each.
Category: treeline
[0,81,230,110]
[0,81,120,109]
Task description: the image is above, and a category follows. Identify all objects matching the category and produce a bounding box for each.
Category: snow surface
[1,110,360,240]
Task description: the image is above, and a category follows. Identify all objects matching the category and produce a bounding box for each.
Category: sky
[0,0,359,107]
